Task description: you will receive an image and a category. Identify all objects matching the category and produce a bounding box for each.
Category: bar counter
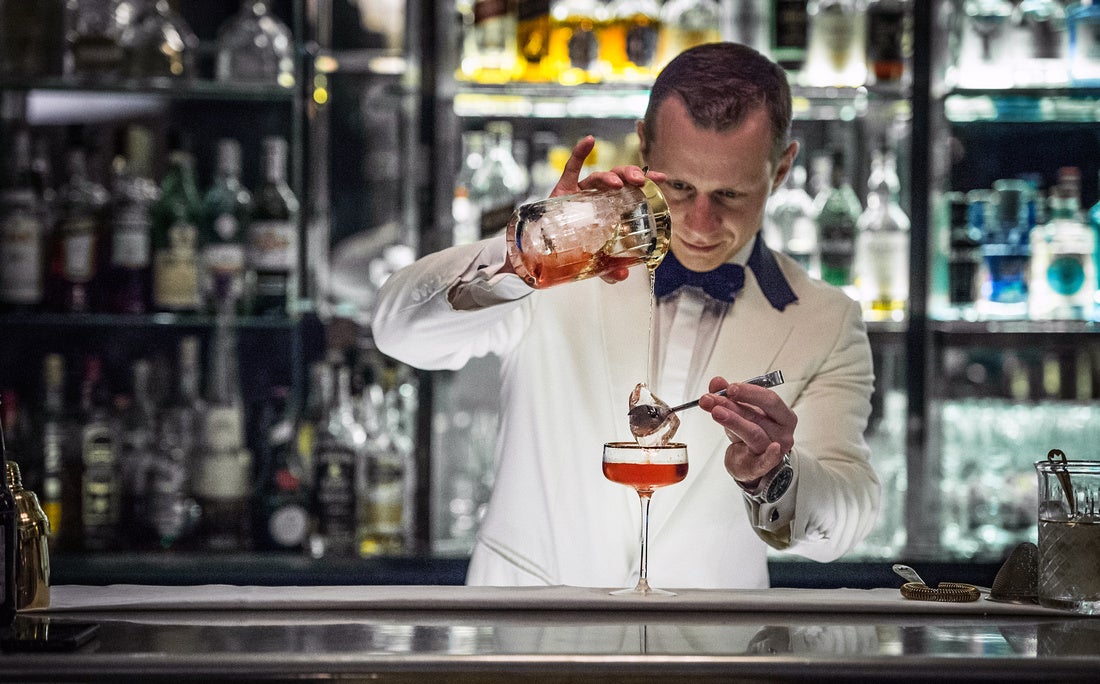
[4,584,1099,682]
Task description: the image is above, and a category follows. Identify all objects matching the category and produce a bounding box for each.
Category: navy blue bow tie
[653,238,799,311]
[654,251,744,302]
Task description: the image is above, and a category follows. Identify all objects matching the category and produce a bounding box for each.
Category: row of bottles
[765,142,911,321]
[0,125,299,318]
[457,0,912,88]
[0,341,418,557]
[948,0,1100,89]
[937,167,1100,322]
[0,0,295,87]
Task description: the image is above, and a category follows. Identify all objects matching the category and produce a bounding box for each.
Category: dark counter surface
[3,584,1097,682]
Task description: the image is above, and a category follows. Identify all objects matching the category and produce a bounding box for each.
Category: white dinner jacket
[372,237,880,589]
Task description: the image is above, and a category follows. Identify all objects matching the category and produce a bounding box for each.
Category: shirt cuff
[737,451,798,546]
[447,238,534,310]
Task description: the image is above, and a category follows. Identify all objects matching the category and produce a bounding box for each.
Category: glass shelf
[945,87,1100,124]
[0,77,297,102]
[453,82,910,122]
[0,311,300,330]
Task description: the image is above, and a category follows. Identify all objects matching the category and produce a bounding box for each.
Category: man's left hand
[698,375,796,488]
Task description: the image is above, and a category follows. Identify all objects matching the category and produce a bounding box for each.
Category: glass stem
[637,491,652,587]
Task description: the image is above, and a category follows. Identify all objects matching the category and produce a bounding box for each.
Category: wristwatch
[740,452,794,505]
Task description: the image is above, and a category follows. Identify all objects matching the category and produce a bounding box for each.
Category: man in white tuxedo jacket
[372,43,881,589]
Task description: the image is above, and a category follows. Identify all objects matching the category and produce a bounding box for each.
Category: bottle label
[82,427,118,528]
[62,220,96,283]
[268,502,309,547]
[111,208,152,269]
[154,222,200,309]
[248,220,297,271]
[204,405,244,452]
[0,209,44,303]
[193,449,251,500]
[314,448,356,541]
[1047,255,1088,297]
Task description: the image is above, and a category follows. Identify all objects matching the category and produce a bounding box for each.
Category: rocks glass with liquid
[1035,458,1100,614]
[506,179,671,289]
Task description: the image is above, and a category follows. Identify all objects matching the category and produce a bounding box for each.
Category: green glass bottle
[151,150,202,314]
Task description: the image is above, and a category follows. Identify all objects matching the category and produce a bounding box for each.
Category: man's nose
[683,194,719,233]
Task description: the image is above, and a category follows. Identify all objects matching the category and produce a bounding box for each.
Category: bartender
[371,43,881,589]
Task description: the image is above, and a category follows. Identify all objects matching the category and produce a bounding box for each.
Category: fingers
[552,135,667,198]
[551,136,596,197]
[699,378,796,457]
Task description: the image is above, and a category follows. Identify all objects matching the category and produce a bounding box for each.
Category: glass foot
[610,579,676,596]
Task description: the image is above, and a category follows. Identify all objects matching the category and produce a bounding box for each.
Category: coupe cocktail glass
[602,441,688,596]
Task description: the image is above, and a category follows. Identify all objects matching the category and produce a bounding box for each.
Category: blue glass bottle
[1066,0,1100,85]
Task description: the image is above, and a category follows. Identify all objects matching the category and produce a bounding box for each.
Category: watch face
[765,465,794,504]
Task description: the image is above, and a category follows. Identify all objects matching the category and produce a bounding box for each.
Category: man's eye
[667,181,691,193]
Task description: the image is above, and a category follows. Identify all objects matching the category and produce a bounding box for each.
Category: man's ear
[636,119,648,158]
[771,140,800,195]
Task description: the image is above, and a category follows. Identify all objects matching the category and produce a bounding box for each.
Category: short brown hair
[643,43,793,161]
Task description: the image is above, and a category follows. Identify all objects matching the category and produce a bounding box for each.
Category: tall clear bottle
[766,162,820,278]
[63,0,129,82]
[470,121,528,240]
[248,136,299,317]
[193,298,252,551]
[854,146,911,320]
[215,0,296,88]
[951,0,1014,89]
[460,0,519,83]
[201,138,251,313]
[78,354,120,551]
[1029,167,1096,320]
[309,362,364,558]
[152,335,203,548]
[802,0,867,87]
[357,370,416,557]
[106,126,158,315]
[151,149,202,314]
[814,150,862,288]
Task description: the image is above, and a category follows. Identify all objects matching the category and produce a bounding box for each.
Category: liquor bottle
[802,0,867,87]
[945,191,982,314]
[215,0,296,88]
[38,354,68,552]
[309,362,364,558]
[1066,0,1100,86]
[865,0,910,86]
[248,136,299,317]
[0,0,65,79]
[151,335,204,549]
[470,121,528,240]
[771,0,810,71]
[517,0,553,82]
[1,395,18,628]
[459,0,519,83]
[0,391,31,487]
[63,0,129,82]
[117,357,158,548]
[722,0,769,52]
[123,0,198,83]
[193,298,252,551]
[548,0,604,84]
[47,146,109,314]
[600,0,662,82]
[357,374,413,556]
[952,0,1014,89]
[1009,0,1068,87]
[453,130,485,246]
[813,150,862,288]
[766,162,820,278]
[1090,170,1100,281]
[78,354,120,551]
[201,138,251,313]
[0,128,47,312]
[980,180,1031,317]
[657,0,721,71]
[1029,168,1096,320]
[150,149,202,314]
[296,360,333,493]
[254,386,309,552]
[854,147,910,320]
[105,126,158,315]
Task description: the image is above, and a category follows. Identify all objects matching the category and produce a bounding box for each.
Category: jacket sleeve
[370,237,535,371]
[753,296,881,561]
